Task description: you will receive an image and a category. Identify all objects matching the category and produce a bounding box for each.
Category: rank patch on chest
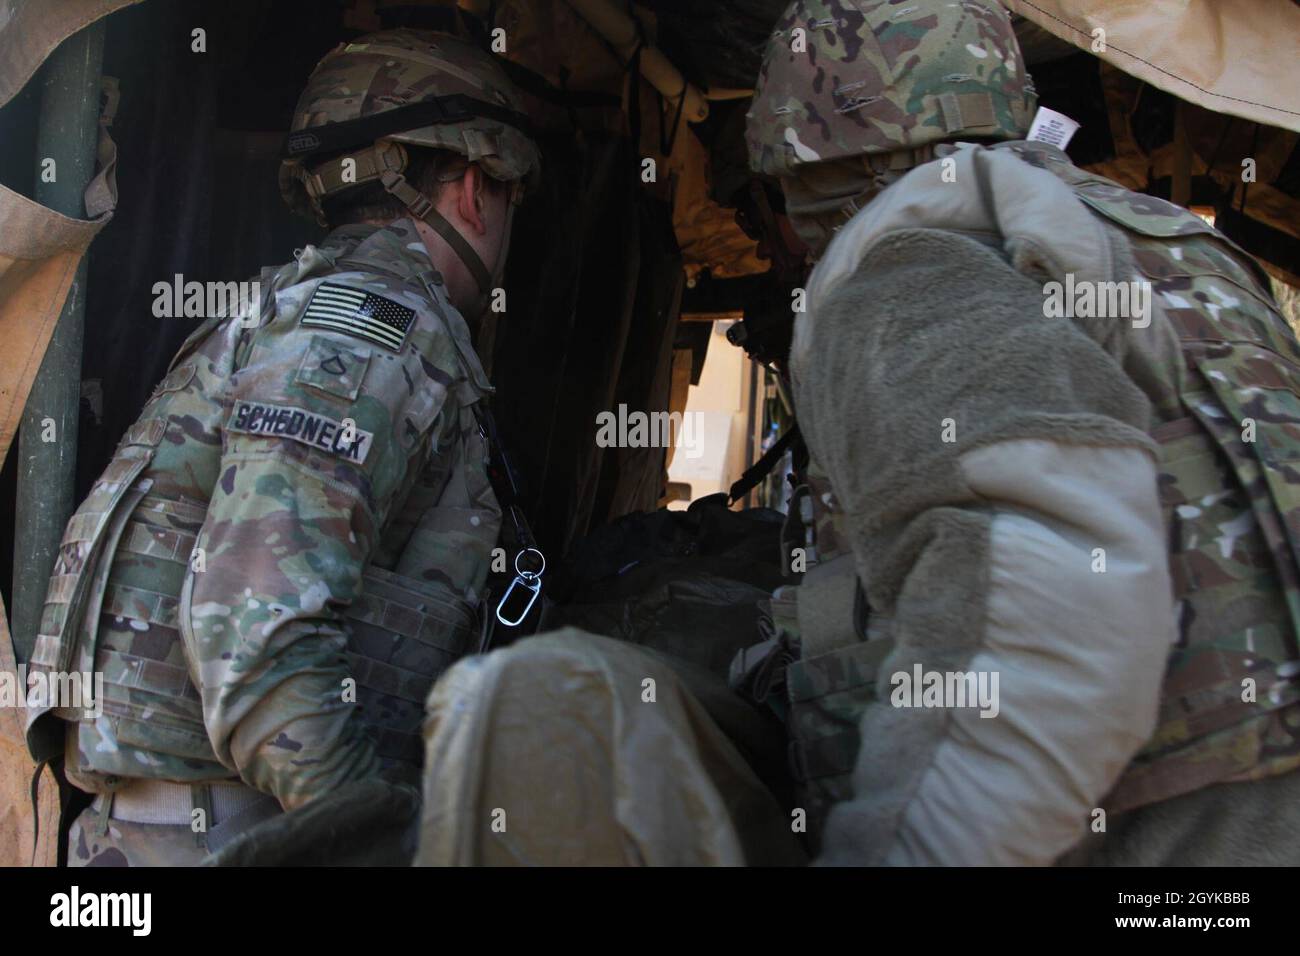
[300,282,416,351]
[228,401,374,463]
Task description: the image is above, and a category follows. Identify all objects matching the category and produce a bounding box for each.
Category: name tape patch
[228,401,374,463]
[301,282,416,351]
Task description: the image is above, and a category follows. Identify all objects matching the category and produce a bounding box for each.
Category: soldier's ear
[455,165,489,235]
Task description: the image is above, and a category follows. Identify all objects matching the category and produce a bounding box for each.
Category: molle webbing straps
[343,565,478,767]
[380,168,494,293]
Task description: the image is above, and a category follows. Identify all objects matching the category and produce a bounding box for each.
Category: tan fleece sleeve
[881,440,1172,864]
[795,228,1176,865]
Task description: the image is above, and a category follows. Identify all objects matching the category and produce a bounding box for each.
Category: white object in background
[670,411,733,481]
[1026,107,1081,150]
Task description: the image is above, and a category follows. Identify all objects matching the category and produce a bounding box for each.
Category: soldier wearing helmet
[279,29,539,315]
[25,29,541,866]
[747,0,1300,865]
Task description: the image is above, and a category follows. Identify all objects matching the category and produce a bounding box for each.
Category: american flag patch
[300,282,416,351]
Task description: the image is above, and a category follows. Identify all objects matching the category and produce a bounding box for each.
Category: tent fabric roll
[1005,0,1300,133]
[0,0,131,868]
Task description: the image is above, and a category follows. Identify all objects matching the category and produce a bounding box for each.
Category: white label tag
[1026,107,1081,150]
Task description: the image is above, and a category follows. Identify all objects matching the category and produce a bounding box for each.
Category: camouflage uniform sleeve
[185,276,457,810]
[795,229,1174,865]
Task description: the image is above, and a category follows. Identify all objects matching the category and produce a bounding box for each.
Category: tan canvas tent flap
[0,0,133,462]
[0,0,139,109]
[0,0,134,869]
[0,618,58,867]
[1005,0,1300,133]
[0,184,115,467]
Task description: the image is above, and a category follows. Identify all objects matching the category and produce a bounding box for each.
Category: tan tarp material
[0,191,113,465]
[0,0,135,868]
[0,0,133,463]
[417,629,806,865]
[0,617,58,867]
[1005,0,1300,133]
[0,0,137,108]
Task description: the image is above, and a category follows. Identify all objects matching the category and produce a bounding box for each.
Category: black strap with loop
[620,2,684,157]
[28,759,47,865]
[728,425,803,506]
[473,405,546,649]
[657,77,688,157]
[282,94,535,160]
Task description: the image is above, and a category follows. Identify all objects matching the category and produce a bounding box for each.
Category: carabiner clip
[495,548,546,627]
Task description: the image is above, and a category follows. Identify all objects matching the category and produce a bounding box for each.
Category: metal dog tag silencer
[495,548,545,627]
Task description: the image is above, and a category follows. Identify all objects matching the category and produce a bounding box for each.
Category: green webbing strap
[380,169,494,293]
[796,554,864,659]
[302,140,406,205]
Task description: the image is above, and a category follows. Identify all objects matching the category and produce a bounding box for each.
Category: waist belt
[92,778,281,854]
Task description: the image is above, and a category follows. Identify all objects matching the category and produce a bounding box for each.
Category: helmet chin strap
[380,168,500,314]
[488,200,516,286]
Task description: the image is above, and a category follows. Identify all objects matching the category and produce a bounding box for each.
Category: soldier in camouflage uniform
[25,29,540,866]
[747,0,1300,864]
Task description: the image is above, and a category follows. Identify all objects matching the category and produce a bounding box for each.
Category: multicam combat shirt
[28,218,501,810]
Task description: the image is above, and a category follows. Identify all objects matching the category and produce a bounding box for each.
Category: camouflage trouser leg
[68,797,211,867]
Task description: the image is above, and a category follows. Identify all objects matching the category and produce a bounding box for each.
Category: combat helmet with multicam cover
[746,0,1036,179]
[279,29,541,297]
